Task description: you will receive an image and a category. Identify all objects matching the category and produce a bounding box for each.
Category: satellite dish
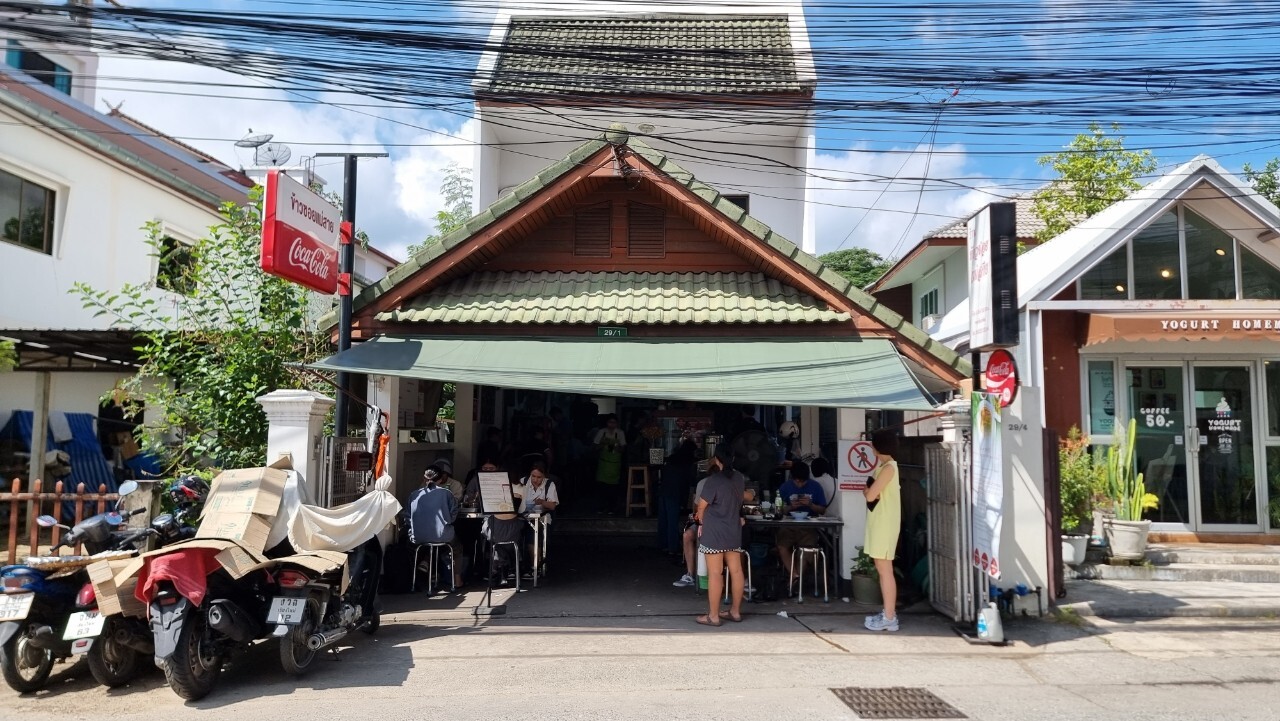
[235,131,273,149]
[255,142,292,166]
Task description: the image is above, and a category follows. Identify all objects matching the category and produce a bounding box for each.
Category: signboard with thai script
[967,202,1019,350]
[260,169,340,294]
[971,392,1003,580]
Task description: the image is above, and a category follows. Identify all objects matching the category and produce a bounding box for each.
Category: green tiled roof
[377,271,849,326]
[342,124,969,378]
[484,15,806,97]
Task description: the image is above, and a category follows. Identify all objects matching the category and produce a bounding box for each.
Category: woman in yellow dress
[863,429,901,632]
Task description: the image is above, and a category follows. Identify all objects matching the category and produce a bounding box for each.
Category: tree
[73,189,328,472]
[818,247,893,288]
[407,162,472,255]
[0,339,14,372]
[1242,158,1280,206]
[1033,123,1157,240]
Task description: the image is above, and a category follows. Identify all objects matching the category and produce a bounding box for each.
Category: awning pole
[28,371,50,486]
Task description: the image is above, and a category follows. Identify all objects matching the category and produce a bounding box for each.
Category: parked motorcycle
[0,481,148,693]
[274,536,382,675]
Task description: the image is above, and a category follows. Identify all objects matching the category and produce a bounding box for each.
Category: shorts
[776,527,819,549]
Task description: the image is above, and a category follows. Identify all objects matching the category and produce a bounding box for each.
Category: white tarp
[267,471,401,554]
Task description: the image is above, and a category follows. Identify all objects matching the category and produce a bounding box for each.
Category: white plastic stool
[722,549,753,602]
[791,546,828,603]
[490,540,521,591]
[412,542,456,594]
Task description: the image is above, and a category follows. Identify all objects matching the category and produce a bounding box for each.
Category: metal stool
[412,542,456,594]
[626,465,652,517]
[722,549,754,603]
[490,540,521,592]
[791,546,828,603]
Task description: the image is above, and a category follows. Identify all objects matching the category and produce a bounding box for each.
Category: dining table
[743,515,843,602]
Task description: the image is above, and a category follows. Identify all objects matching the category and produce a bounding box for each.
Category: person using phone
[774,461,826,593]
[863,429,902,632]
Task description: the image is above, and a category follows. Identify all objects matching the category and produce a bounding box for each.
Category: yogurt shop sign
[260,169,341,294]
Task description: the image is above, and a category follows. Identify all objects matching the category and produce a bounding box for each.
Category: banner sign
[838,439,876,491]
[261,169,341,294]
[971,392,1003,579]
[967,202,1019,350]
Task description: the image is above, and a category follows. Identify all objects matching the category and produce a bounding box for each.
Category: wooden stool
[626,465,652,517]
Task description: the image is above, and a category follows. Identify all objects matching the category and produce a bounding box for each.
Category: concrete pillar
[835,407,866,581]
[798,406,820,458]
[28,372,51,485]
[368,375,401,477]
[257,389,334,502]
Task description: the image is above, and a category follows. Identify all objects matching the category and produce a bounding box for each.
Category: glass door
[1190,365,1262,530]
[1127,365,1191,527]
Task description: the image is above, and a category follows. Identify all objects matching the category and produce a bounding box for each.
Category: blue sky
[87,0,1280,260]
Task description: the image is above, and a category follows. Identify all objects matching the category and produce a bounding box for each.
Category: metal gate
[319,436,370,509]
[925,439,976,623]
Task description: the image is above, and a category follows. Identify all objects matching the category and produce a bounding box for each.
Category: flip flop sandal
[727,614,744,623]
[696,615,723,627]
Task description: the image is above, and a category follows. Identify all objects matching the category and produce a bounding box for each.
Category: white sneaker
[864,612,900,632]
[672,574,695,588]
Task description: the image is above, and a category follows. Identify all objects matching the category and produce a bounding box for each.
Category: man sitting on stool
[774,461,827,592]
[409,464,464,591]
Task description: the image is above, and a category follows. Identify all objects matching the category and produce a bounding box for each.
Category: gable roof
[0,68,250,209]
[930,155,1280,344]
[923,190,1046,240]
[347,125,968,382]
[481,14,809,99]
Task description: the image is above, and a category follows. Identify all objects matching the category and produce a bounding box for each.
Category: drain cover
[830,687,966,719]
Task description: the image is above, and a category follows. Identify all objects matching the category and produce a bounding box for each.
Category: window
[573,202,611,257]
[627,202,665,258]
[156,236,197,294]
[916,266,943,326]
[1078,204,1280,301]
[918,288,939,321]
[5,41,72,95]
[723,195,750,214]
[0,167,55,254]
[1086,360,1116,436]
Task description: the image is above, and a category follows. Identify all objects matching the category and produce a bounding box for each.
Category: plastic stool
[626,466,652,517]
[412,542,456,594]
[722,549,754,602]
[490,540,521,592]
[791,546,828,603]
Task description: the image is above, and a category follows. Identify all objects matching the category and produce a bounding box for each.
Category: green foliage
[407,162,472,256]
[72,188,328,474]
[852,547,878,580]
[0,339,15,372]
[1033,123,1158,240]
[315,186,370,248]
[1059,426,1105,532]
[817,247,893,288]
[1102,418,1159,522]
[1243,158,1280,206]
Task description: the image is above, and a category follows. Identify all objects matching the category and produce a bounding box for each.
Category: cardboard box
[114,538,272,587]
[89,558,146,618]
[196,512,273,550]
[195,466,288,552]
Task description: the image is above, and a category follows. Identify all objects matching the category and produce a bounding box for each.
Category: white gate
[319,436,370,509]
[925,440,976,623]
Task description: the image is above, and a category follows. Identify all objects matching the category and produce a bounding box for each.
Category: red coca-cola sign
[983,348,1019,408]
[261,169,340,294]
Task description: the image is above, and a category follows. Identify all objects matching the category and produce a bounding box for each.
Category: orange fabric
[374,433,390,478]
[136,547,222,607]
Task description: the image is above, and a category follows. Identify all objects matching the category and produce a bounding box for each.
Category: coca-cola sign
[983,348,1019,409]
[261,169,341,294]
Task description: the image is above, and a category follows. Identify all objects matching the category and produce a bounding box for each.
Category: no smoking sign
[838,440,876,490]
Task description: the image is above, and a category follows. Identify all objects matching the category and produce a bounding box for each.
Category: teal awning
[310,336,936,411]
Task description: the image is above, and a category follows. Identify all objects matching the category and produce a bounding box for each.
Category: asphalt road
[4,608,1279,721]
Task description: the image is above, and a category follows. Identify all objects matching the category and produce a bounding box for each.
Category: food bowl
[789,511,810,521]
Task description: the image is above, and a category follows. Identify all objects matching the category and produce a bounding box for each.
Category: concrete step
[1058,579,1280,619]
[1075,562,1280,584]
[1146,544,1280,567]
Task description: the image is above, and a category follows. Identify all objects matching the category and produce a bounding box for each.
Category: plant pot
[852,573,882,605]
[1092,510,1114,543]
[1061,534,1088,566]
[1103,518,1151,561]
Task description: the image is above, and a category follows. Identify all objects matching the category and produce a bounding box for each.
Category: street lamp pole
[316,151,387,436]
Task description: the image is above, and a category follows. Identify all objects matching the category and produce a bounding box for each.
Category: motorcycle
[0,481,149,693]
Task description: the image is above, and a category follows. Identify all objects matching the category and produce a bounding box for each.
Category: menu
[476,472,515,514]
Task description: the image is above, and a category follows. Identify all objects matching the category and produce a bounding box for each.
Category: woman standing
[863,429,902,632]
[593,415,626,514]
[694,448,746,626]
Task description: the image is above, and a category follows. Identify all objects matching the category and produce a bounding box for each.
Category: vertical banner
[971,391,1003,579]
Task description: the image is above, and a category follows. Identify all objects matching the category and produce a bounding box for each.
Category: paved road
[4,608,1278,721]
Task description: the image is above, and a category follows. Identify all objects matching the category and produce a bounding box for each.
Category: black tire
[86,619,142,688]
[360,611,379,636]
[278,598,320,676]
[0,624,54,693]
[163,608,220,701]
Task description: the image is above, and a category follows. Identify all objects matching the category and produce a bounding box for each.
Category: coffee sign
[260,169,341,294]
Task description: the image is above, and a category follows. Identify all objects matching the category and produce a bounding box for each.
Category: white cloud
[811,143,1009,259]
[93,54,474,261]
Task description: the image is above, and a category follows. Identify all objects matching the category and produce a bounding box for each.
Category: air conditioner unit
[921,314,942,330]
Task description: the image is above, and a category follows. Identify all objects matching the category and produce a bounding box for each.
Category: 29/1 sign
[597,326,628,338]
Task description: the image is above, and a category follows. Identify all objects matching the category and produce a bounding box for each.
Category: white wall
[0,22,100,107]
[0,106,227,331]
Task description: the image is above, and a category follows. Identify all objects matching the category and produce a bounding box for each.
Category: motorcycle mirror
[35,515,59,528]
[105,511,124,526]
[117,480,139,497]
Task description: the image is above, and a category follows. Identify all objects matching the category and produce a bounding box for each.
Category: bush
[1059,426,1104,532]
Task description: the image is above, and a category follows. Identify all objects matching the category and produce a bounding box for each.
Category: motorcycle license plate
[0,592,34,622]
[71,638,93,655]
[63,611,105,641]
[268,597,305,625]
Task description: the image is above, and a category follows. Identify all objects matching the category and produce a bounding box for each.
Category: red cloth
[136,547,223,607]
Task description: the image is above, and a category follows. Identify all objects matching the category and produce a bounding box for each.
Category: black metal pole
[335,154,358,437]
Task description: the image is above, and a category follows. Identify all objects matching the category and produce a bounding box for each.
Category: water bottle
[977,602,1004,643]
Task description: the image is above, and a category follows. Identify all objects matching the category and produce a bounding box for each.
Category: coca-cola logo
[983,349,1019,408]
[287,236,334,279]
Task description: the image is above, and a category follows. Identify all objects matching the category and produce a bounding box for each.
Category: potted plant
[1101,418,1159,561]
[1059,427,1102,565]
[851,547,882,605]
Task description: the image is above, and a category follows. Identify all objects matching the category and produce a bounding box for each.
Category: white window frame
[916,265,944,327]
[0,157,64,256]
[152,222,199,296]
